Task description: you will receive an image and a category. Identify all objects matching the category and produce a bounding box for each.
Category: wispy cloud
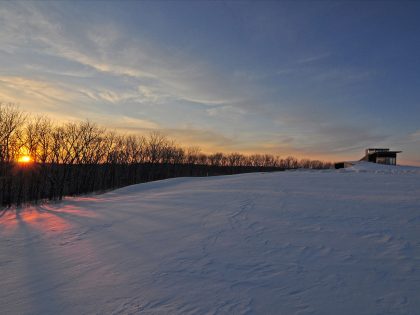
[0,4,243,119]
[409,130,420,142]
[0,75,78,109]
[94,114,159,131]
[0,2,247,109]
[206,105,247,117]
[297,52,331,64]
[311,69,374,83]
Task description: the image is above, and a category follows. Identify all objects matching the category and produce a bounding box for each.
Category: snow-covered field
[1,162,420,315]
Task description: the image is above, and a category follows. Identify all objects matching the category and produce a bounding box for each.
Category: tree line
[0,103,332,207]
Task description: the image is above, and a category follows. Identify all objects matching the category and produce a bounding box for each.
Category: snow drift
[1,162,419,314]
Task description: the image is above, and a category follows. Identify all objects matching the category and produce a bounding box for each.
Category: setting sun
[18,155,32,164]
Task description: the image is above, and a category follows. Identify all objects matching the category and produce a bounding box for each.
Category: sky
[0,1,419,165]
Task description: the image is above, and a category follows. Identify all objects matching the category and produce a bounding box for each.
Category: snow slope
[1,162,420,314]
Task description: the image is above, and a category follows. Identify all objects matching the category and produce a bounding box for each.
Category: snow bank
[344,161,420,174]
[1,167,419,314]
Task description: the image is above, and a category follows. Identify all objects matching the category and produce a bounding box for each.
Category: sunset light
[17,155,32,164]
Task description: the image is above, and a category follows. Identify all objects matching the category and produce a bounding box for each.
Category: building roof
[367,151,402,155]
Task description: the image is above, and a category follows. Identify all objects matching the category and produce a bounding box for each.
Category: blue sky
[0,1,419,164]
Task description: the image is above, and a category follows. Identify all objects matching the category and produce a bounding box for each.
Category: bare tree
[0,103,26,162]
[0,106,332,208]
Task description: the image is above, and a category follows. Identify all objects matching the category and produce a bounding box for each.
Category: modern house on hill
[360,148,402,165]
[335,148,402,169]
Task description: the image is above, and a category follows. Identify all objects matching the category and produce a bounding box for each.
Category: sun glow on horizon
[17,155,32,164]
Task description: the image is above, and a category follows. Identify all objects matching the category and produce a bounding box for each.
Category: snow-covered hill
[1,164,420,314]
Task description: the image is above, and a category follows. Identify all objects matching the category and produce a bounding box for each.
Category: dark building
[334,148,402,169]
[334,161,354,169]
[360,148,402,165]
